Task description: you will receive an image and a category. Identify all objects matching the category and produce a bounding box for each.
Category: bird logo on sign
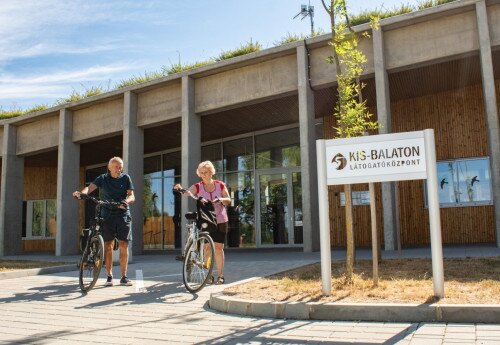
[332,153,347,170]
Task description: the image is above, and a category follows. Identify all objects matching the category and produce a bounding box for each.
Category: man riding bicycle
[73,156,135,287]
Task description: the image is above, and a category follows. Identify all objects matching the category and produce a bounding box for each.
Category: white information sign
[316,129,444,298]
[325,131,427,185]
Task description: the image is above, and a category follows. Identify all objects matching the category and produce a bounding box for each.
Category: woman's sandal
[207,276,215,285]
[216,276,225,285]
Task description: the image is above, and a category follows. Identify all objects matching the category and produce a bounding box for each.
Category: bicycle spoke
[182,234,215,293]
[79,235,104,293]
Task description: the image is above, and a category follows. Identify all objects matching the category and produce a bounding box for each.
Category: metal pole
[317,140,332,296]
[369,182,379,286]
[424,129,445,298]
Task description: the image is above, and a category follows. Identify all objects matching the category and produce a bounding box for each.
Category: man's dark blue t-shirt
[92,173,134,216]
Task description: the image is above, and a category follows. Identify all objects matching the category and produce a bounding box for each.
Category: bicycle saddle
[185,212,197,220]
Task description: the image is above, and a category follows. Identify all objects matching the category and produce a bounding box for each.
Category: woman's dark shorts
[102,213,132,242]
[209,222,228,244]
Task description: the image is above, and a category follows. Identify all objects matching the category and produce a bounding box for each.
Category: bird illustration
[440,178,448,189]
[471,176,479,186]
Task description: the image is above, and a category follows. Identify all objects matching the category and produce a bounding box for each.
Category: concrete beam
[56,109,80,256]
[0,124,24,256]
[123,91,144,255]
[373,28,399,251]
[297,44,319,252]
[181,76,200,247]
[476,0,500,247]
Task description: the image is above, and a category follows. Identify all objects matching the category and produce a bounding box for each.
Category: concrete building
[1,0,499,256]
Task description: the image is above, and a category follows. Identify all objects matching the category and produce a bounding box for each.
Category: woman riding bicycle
[174,160,230,285]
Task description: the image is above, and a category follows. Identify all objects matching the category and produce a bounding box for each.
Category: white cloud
[0,63,140,103]
[0,0,168,64]
[0,63,138,85]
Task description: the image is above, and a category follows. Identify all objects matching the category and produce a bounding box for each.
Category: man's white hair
[108,156,124,166]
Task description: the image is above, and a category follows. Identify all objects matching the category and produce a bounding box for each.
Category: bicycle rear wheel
[182,233,215,293]
[79,234,104,293]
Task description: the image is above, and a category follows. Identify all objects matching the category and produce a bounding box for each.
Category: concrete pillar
[123,91,144,255]
[181,76,200,247]
[56,109,80,256]
[297,44,320,252]
[373,27,398,251]
[476,0,500,247]
[0,124,24,256]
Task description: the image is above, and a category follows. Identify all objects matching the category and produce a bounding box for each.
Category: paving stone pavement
[0,249,499,344]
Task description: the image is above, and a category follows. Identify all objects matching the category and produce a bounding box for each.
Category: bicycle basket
[196,198,217,232]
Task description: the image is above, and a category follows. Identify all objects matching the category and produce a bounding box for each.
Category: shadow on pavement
[75,281,199,309]
[0,282,84,304]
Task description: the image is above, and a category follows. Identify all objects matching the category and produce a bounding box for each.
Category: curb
[209,292,500,323]
[0,264,78,280]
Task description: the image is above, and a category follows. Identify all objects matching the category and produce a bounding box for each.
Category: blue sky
[0,0,424,110]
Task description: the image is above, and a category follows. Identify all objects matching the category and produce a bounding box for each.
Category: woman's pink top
[195,180,228,224]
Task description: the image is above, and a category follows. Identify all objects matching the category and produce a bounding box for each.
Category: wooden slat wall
[323,82,497,247]
[22,239,55,252]
[392,83,495,245]
[23,166,58,252]
[24,167,57,200]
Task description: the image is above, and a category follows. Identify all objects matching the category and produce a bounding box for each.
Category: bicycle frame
[175,188,217,292]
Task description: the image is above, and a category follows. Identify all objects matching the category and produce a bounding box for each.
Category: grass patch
[0,260,72,272]
[224,258,500,304]
[214,40,262,61]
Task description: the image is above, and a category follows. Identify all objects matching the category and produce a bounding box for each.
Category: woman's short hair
[196,161,215,177]
[108,156,124,166]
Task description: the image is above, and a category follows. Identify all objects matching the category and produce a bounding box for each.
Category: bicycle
[76,193,122,293]
[174,188,218,293]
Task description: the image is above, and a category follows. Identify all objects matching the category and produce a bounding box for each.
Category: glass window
[292,172,303,244]
[163,151,181,177]
[201,143,223,174]
[85,165,107,184]
[315,122,324,140]
[25,199,57,238]
[163,177,182,248]
[144,155,162,179]
[143,177,163,249]
[223,137,254,172]
[425,157,492,207]
[46,199,57,237]
[224,172,255,247]
[31,201,44,237]
[339,191,371,206]
[255,128,301,169]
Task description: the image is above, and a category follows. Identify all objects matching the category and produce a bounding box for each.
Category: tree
[320,0,380,283]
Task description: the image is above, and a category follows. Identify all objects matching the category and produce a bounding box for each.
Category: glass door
[256,169,302,246]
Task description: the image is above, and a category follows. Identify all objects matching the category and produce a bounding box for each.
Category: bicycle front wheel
[79,234,104,293]
[182,233,215,293]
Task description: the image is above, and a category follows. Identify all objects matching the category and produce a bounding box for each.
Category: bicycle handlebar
[76,193,124,208]
[173,188,222,204]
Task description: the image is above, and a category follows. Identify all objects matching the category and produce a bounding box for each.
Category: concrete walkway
[0,247,499,344]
